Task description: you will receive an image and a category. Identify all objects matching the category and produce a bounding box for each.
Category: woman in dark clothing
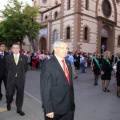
[92,53,101,86]
[116,53,120,98]
[101,51,113,92]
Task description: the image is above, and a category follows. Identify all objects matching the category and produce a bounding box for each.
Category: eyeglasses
[57,47,69,50]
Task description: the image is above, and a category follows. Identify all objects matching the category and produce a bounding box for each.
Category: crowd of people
[20,48,120,98]
[0,40,120,119]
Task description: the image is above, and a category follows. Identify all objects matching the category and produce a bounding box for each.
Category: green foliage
[0,0,40,51]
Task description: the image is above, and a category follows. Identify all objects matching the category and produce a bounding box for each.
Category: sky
[0,0,32,10]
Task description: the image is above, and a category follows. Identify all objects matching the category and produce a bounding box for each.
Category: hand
[46,112,54,118]
[101,71,104,75]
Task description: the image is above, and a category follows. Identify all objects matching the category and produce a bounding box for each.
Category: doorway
[40,37,46,52]
[101,37,107,53]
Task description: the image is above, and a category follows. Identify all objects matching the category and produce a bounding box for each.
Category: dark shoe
[0,94,3,101]
[7,104,11,111]
[74,76,78,79]
[17,110,25,116]
[105,88,110,92]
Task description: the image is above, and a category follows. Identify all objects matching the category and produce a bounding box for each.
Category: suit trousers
[0,72,7,97]
[6,77,24,110]
[44,110,75,120]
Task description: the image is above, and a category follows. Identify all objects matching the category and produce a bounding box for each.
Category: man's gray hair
[53,39,67,48]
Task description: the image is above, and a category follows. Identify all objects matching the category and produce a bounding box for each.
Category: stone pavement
[0,68,120,120]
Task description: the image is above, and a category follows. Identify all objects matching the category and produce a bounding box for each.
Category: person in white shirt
[80,54,86,73]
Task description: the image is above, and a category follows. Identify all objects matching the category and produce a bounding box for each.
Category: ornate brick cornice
[97,16,116,26]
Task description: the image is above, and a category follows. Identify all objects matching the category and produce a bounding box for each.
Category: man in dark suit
[40,39,75,120]
[0,42,9,101]
[6,43,28,116]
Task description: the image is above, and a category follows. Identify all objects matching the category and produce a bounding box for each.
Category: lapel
[52,55,71,86]
[3,52,8,59]
[18,54,22,65]
[4,52,6,57]
[11,53,16,65]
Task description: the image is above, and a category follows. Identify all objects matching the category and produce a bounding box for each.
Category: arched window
[85,0,89,10]
[118,36,120,46]
[54,12,58,19]
[66,27,70,40]
[67,0,71,10]
[84,27,88,40]
[54,30,57,42]
[102,0,112,17]
[45,15,48,20]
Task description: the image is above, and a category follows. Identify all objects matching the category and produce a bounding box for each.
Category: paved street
[0,68,120,120]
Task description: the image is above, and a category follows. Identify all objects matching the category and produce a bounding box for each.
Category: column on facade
[97,20,103,52]
[73,0,81,52]
[47,21,52,51]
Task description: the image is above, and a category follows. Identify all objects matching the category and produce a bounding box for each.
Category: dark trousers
[44,110,74,120]
[36,62,39,69]
[6,77,24,111]
[0,72,7,97]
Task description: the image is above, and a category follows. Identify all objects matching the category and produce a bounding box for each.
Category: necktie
[14,54,18,65]
[14,54,18,77]
[61,60,70,84]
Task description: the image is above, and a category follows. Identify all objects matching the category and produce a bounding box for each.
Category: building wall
[81,0,97,17]
[51,20,61,43]
[43,6,61,21]
[80,16,98,53]
[115,1,120,53]
[37,0,120,54]
[63,0,75,16]
[32,0,61,11]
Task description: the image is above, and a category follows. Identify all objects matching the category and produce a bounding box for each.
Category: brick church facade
[32,0,120,54]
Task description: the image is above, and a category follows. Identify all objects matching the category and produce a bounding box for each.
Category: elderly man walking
[40,39,75,120]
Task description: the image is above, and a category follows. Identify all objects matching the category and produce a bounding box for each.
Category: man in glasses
[40,39,75,120]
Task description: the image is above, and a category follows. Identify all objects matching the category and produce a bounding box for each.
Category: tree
[23,5,40,52]
[0,22,15,48]
[0,0,40,52]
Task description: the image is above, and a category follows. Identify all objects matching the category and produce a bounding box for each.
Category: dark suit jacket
[0,51,9,76]
[6,53,28,86]
[40,55,75,115]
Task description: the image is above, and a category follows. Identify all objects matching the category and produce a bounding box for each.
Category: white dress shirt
[0,51,4,56]
[55,55,68,70]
